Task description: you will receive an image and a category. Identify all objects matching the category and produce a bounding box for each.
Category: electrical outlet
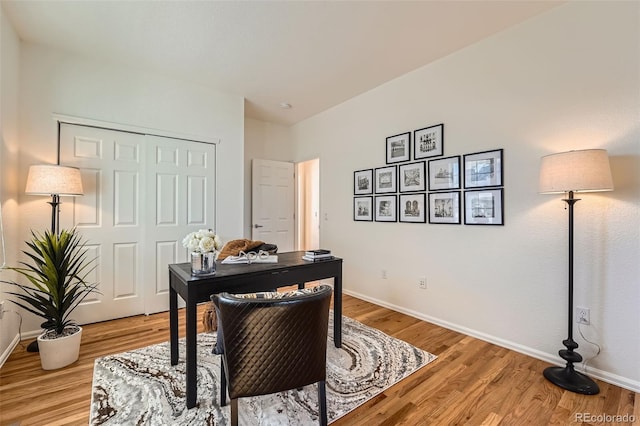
[418,277,427,289]
[381,269,387,279]
[576,307,590,325]
[0,300,5,320]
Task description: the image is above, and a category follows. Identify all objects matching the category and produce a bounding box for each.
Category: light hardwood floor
[0,294,637,425]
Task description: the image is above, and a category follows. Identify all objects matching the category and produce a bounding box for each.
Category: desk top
[169,250,342,284]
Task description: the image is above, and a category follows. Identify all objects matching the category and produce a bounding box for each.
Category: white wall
[290,1,640,391]
[244,117,294,237]
[0,5,22,365]
[12,43,245,337]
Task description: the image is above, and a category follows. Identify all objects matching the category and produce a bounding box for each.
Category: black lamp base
[543,365,600,395]
[26,340,39,352]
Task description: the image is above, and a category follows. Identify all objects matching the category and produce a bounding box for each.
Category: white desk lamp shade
[25,165,84,196]
[539,149,613,194]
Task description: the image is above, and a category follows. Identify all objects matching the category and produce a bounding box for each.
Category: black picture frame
[386,132,411,164]
[463,149,503,188]
[399,193,426,223]
[428,191,461,224]
[399,161,426,192]
[354,169,373,195]
[414,124,444,159]
[374,195,397,222]
[374,165,397,194]
[354,196,373,221]
[464,188,504,225]
[428,155,461,191]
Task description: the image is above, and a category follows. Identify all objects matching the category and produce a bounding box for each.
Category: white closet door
[59,123,217,323]
[144,135,216,314]
[59,124,146,324]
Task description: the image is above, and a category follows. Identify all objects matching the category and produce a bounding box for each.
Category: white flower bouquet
[182,229,222,254]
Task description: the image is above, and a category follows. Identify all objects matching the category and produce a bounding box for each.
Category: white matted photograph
[399,161,426,192]
[399,193,426,223]
[354,169,373,195]
[414,124,443,159]
[375,195,397,222]
[354,196,373,221]
[463,149,503,188]
[464,188,504,225]
[374,165,397,194]
[428,191,461,224]
[428,155,460,191]
[386,132,411,164]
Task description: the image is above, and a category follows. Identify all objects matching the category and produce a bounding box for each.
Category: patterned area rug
[90,314,437,425]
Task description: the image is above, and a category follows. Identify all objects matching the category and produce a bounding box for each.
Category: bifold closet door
[144,134,216,314]
[59,124,146,324]
[59,123,216,323]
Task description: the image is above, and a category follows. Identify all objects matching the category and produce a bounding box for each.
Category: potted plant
[182,228,222,276]
[2,228,97,370]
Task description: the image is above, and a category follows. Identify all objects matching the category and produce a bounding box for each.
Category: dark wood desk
[169,251,343,408]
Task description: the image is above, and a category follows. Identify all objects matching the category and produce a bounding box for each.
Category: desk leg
[334,274,342,348]
[170,284,178,365]
[186,298,198,409]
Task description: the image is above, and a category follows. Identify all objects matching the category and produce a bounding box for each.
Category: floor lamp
[24,164,84,352]
[539,149,613,395]
[25,164,83,235]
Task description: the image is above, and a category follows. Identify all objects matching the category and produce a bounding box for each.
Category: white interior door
[252,159,294,252]
[59,123,217,323]
[59,124,146,324]
[144,135,216,314]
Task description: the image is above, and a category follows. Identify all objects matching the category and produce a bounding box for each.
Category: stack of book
[302,249,334,262]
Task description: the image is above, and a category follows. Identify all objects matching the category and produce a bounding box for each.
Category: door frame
[295,157,320,251]
[52,113,220,146]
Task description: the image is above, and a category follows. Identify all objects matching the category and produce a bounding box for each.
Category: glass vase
[191,251,216,276]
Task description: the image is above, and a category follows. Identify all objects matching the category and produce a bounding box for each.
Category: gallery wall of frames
[353,123,504,225]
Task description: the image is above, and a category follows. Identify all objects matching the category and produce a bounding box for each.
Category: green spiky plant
[2,228,98,336]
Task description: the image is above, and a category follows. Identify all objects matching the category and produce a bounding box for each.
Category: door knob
[254,224,263,228]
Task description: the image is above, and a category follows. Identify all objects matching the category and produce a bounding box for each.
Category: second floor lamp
[539,148,613,395]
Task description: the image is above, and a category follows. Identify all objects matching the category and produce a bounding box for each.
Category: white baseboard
[0,332,20,369]
[343,288,640,393]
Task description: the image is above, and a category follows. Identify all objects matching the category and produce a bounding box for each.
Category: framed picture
[428,155,460,191]
[428,191,461,224]
[399,161,426,192]
[354,169,373,195]
[374,195,397,222]
[399,193,426,223]
[414,124,444,159]
[354,196,373,221]
[463,149,503,188]
[386,132,411,164]
[464,188,504,225]
[374,166,397,194]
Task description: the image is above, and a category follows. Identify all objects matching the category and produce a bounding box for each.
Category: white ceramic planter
[37,326,83,370]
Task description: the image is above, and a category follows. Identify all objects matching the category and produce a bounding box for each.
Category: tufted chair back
[212,284,332,426]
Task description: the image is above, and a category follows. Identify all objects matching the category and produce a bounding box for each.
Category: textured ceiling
[2,1,562,126]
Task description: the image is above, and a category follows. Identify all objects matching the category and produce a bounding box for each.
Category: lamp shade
[25,165,84,196]
[539,149,613,194]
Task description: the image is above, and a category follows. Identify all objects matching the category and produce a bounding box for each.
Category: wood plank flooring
[0,294,637,425]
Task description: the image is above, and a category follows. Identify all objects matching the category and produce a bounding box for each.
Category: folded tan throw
[217,238,264,260]
[203,239,265,331]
